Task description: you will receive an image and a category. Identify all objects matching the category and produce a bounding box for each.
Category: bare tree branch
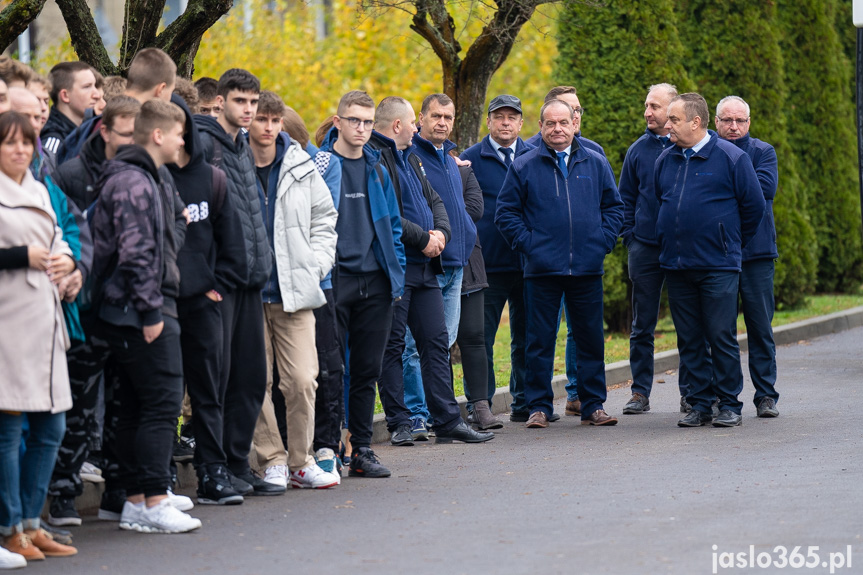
[118,0,167,70]
[55,0,118,75]
[156,0,234,78]
[0,0,48,53]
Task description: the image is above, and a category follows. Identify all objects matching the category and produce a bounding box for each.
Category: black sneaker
[198,464,244,505]
[97,488,127,521]
[677,410,713,427]
[390,423,414,446]
[680,396,692,413]
[756,397,779,418]
[349,447,391,478]
[172,435,194,463]
[48,496,82,527]
[231,469,286,496]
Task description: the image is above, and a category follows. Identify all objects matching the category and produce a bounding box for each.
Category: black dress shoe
[435,421,494,443]
[509,411,529,422]
[677,410,713,427]
[548,412,561,422]
[756,397,779,418]
[712,410,742,427]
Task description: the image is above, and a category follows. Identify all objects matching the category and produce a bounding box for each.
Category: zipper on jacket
[673,155,691,267]
[557,161,574,273]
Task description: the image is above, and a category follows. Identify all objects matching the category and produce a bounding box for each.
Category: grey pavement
[26,326,863,575]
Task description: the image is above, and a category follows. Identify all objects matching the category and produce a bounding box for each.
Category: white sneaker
[166,489,194,512]
[0,545,26,569]
[314,448,341,484]
[136,499,202,534]
[80,461,104,484]
[263,465,288,488]
[119,500,145,531]
[290,464,339,489]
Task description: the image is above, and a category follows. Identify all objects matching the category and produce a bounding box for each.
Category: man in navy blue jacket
[654,93,765,428]
[715,95,780,418]
[406,94,477,435]
[461,95,535,421]
[496,99,624,428]
[618,83,681,416]
[525,86,607,415]
[370,96,492,445]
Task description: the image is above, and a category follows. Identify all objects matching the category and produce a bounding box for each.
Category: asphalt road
[24,327,863,575]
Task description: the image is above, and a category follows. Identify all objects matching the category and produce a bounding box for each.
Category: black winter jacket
[168,95,247,299]
[457,164,487,293]
[194,115,271,289]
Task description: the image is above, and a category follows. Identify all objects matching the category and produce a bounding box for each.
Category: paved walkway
[26,327,863,575]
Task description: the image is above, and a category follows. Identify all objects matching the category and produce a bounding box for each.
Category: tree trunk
[0,0,48,53]
[55,0,118,75]
[118,0,167,71]
[156,0,235,78]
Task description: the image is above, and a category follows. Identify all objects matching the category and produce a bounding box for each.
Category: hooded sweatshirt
[90,145,183,327]
[168,94,247,299]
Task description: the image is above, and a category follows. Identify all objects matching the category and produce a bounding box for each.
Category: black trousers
[99,317,184,498]
[334,269,393,451]
[49,311,110,498]
[220,288,267,475]
[313,288,344,452]
[177,295,226,468]
[379,262,461,434]
[459,289,488,405]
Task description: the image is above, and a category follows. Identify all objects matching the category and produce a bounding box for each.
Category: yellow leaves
[194,0,558,139]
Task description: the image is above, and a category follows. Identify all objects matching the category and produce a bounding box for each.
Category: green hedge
[778,0,863,291]
[675,0,818,306]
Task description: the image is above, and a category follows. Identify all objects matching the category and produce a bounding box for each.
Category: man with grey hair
[618,82,686,415]
[714,95,780,418]
[654,92,765,428]
[496,99,623,429]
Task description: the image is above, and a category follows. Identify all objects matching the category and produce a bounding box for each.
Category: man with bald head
[618,83,684,415]
[496,99,623,429]
[715,95,780,418]
[368,96,492,446]
[655,93,765,428]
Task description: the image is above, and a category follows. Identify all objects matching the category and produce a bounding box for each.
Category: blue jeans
[524,276,607,419]
[557,297,579,401]
[740,259,778,406]
[403,266,463,422]
[666,270,744,415]
[1,411,66,535]
[484,271,528,414]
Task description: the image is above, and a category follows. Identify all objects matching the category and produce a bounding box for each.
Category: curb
[70,306,863,514]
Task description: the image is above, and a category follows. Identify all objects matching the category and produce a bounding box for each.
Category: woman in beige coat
[0,111,78,565]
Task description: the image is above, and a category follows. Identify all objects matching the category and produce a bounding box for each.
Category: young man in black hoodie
[89,99,201,534]
[168,93,248,504]
[193,69,277,495]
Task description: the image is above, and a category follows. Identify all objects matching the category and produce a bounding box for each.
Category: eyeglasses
[339,116,375,130]
[573,107,585,116]
[718,117,749,125]
[109,127,135,138]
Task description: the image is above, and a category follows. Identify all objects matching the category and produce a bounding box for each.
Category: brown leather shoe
[565,398,582,416]
[2,532,45,561]
[525,411,549,428]
[581,409,618,426]
[23,528,77,557]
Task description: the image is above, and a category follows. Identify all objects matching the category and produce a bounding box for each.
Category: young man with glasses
[319,90,406,478]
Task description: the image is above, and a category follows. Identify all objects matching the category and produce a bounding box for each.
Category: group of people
[0,47,780,570]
